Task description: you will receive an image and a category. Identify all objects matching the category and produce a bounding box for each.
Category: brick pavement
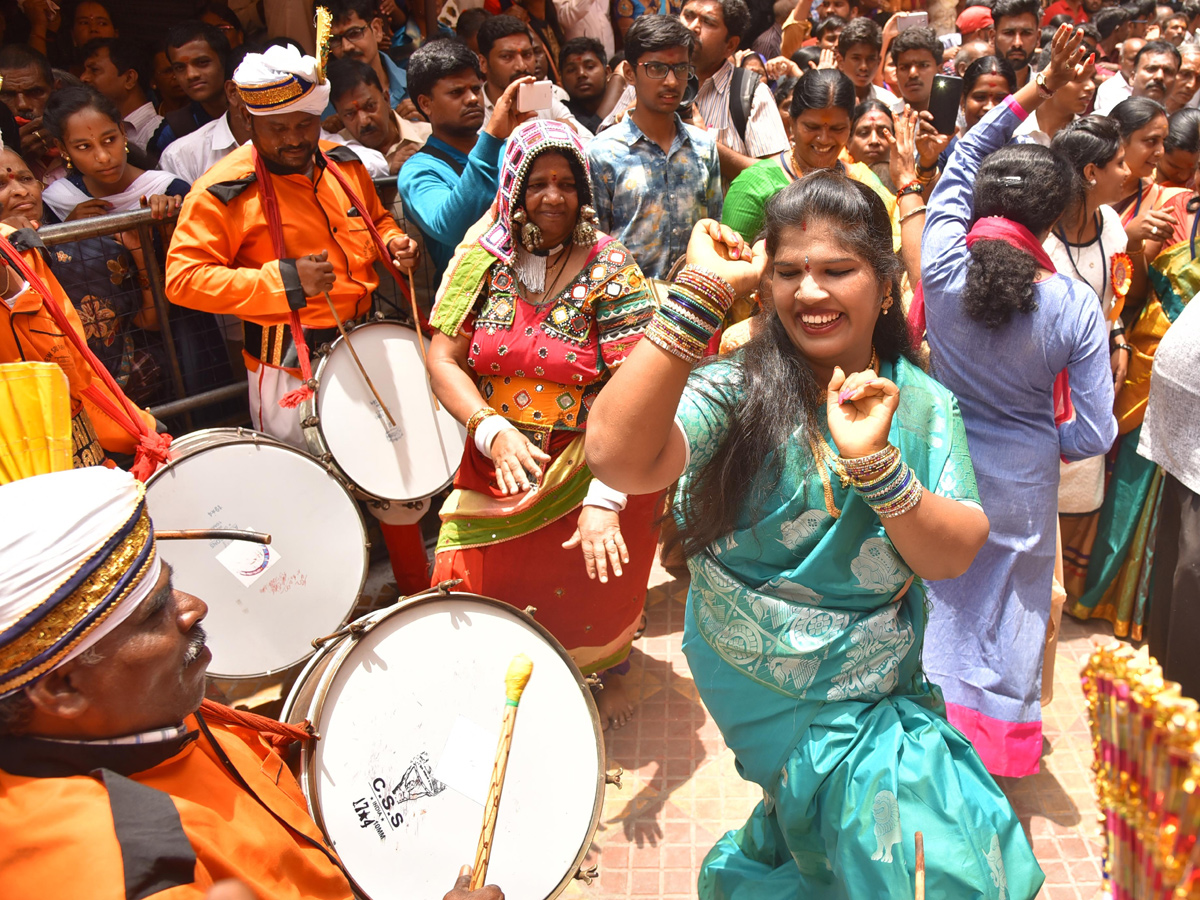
[561,562,1122,900]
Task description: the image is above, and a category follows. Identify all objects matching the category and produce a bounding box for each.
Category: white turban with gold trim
[233,44,330,117]
[0,467,161,697]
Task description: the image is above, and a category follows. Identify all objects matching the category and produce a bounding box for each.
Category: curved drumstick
[470,653,534,890]
[322,291,399,430]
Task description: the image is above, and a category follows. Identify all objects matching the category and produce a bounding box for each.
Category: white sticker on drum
[434,715,501,807]
[215,538,281,587]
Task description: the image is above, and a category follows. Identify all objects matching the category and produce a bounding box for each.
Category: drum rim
[282,587,607,900]
[300,319,461,505]
[148,427,371,681]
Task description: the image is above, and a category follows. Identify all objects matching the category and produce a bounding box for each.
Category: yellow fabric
[0,362,72,485]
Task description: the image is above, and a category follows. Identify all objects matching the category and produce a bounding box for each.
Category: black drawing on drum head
[354,752,447,840]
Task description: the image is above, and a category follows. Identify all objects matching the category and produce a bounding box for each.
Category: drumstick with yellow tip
[470,653,534,890]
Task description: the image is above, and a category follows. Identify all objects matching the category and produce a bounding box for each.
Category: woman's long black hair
[962,144,1077,329]
[1050,115,1122,225]
[674,171,918,559]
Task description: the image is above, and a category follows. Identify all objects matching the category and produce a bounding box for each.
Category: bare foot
[596,673,635,731]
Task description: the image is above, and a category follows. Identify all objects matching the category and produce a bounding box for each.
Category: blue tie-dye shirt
[586,114,723,280]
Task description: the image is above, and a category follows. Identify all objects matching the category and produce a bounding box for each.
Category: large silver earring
[521,220,543,252]
[573,205,598,246]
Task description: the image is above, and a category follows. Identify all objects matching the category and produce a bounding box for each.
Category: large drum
[146,428,368,680]
[282,590,605,900]
[301,320,466,524]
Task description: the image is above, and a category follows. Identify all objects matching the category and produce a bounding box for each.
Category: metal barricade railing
[35,178,422,432]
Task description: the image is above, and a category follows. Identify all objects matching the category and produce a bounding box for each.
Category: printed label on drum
[350,752,447,841]
[215,538,281,587]
[435,716,500,806]
[371,399,404,443]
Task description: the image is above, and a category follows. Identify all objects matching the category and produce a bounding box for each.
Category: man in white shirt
[328,56,431,176]
[79,37,163,154]
[1094,36,1145,112]
[477,16,592,138]
[681,0,791,180]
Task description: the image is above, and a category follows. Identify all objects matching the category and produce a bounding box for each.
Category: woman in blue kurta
[585,176,1042,898]
[920,28,1118,778]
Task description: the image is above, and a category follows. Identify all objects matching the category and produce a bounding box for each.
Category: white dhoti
[247,364,306,450]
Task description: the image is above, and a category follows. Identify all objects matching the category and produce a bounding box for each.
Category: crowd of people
[2,0,1200,897]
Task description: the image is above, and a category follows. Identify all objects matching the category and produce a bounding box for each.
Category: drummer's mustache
[183,626,207,666]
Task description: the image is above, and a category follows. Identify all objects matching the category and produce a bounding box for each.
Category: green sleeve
[721,161,786,243]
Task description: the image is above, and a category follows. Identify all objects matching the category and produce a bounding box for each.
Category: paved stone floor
[560,561,1124,900]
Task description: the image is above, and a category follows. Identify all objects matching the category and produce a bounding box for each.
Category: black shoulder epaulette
[323,145,362,166]
[8,227,46,254]
[206,173,258,204]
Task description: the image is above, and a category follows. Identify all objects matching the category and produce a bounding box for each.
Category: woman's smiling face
[770,221,884,377]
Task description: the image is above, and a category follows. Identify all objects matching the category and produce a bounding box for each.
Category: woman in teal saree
[584,171,1043,897]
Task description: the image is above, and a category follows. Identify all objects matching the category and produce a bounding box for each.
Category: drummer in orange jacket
[0,466,504,900]
[0,223,158,466]
[165,45,431,594]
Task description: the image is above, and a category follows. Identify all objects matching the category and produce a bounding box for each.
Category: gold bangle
[466,407,498,439]
[899,205,927,225]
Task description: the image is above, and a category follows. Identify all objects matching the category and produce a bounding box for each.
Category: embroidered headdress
[480,119,595,265]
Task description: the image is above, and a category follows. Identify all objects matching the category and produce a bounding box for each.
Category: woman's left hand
[141,193,182,220]
[826,365,900,458]
[562,506,628,583]
[389,234,421,272]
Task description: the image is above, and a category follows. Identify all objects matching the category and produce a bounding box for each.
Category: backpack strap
[417,142,467,177]
[728,66,760,148]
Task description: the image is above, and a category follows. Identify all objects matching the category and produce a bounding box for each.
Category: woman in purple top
[919,27,1118,778]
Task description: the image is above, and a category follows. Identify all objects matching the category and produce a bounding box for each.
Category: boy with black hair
[586,14,721,278]
[398,39,531,279]
[1094,7,1132,64]
[151,21,231,154]
[993,0,1040,86]
[813,14,846,51]
[457,7,492,55]
[559,37,615,133]
[890,26,942,111]
[837,17,899,106]
[79,37,162,152]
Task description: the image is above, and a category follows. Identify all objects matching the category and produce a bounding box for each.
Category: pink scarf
[908,216,1073,425]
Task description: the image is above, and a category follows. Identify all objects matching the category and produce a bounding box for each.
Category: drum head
[315,323,465,502]
[147,431,368,679]
[288,594,603,900]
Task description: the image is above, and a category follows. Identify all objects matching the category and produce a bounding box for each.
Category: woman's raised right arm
[585,221,766,495]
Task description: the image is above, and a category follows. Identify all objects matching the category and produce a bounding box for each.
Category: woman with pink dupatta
[919,26,1118,778]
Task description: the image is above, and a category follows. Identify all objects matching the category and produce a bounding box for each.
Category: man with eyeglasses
[585,15,721,279]
[326,0,417,120]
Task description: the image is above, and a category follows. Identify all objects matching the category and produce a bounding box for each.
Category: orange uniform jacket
[0,712,353,900]
[0,225,157,456]
[165,142,403,339]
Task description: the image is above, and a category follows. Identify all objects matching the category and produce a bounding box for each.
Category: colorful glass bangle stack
[840,444,923,519]
[466,407,499,439]
[1081,644,1200,900]
[645,265,735,364]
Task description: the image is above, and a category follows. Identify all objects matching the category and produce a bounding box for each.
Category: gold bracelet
[899,205,927,225]
[466,407,498,439]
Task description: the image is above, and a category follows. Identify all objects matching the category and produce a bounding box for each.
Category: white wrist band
[582,477,628,513]
[474,413,517,460]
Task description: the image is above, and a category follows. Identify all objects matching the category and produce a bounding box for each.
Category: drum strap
[193,711,349,876]
[0,232,172,480]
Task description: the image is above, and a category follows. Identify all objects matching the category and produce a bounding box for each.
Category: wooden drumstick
[321,291,400,431]
[470,653,534,890]
[403,264,440,412]
[915,831,925,900]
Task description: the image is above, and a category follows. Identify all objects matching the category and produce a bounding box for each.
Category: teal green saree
[675,355,1043,899]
